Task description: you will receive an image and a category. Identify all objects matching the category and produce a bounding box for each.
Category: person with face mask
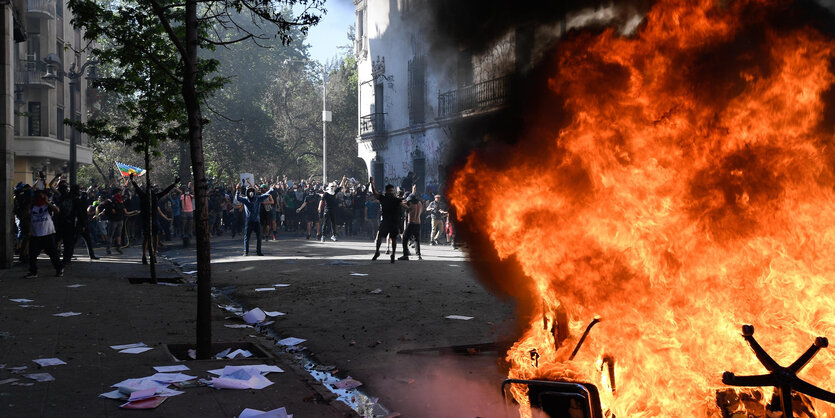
[26,189,63,278]
[235,179,277,256]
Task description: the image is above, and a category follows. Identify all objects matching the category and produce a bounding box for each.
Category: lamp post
[43,55,98,186]
[284,59,329,184]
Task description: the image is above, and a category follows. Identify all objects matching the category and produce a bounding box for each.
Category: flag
[115,161,145,177]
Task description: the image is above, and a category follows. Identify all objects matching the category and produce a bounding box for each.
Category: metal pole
[69,78,78,185]
[322,66,327,185]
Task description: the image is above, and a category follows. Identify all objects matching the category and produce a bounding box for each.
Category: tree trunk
[145,141,156,283]
[178,141,192,184]
[91,158,108,186]
[184,0,212,359]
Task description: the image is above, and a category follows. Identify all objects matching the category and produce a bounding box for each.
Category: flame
[450,0,835,416]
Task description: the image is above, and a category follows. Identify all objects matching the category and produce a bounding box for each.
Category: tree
[69,0,325,359]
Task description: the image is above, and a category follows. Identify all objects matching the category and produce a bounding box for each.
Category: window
[457,50,473,87]
[56,0,63,18]
[408,56,426,125]
[57,107,64,141]
[28,102,42,136]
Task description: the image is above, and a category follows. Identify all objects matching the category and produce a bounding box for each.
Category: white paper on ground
[349,273,368,276]
[112,378,168,392]
[449,264,460,267]
[258,321,274,326]
[276,337,306,346]
[153,365,190,373]
[224,324,253,329]
[182,270,197,275]
[99,389,128,400]
[215,348,231,358]
[146,372,196,383]
[18,304,44,308]
[119,346,153,354]
[208,364,284,376]
[239,407,293,418]
[212,372,273,390]
[110,342,147,350]
[264,311,285,317]
[24,373,55,382]
[243,308,266,324]
[254,288,275,292]
[32,358,66,367]
[10,298,33,303]
[52,312,82,317]
[370,288,383,294]
[272,284,291,287]
[66,284,86,288]
[157,282,180,287]
[0,378,19,385]
[445,315,474,320]
[226,349,252,359]
[128,387,157,402]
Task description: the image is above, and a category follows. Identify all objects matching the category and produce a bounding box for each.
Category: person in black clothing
[62,184,100,263]
[295,190,321,239]
[400,172,414,196]
[319,175,347,242]
[130,174,178,264]
[50,178,75,261]
[370,176,405,263]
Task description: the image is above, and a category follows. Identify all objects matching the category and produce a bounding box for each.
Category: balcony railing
[360,112,386,137]
[15,60,55,88]
[27,0,56,19]
[438,75,512,119]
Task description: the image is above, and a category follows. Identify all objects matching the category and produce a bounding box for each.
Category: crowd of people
[12,170,455,276]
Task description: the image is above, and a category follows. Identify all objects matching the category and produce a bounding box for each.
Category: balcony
[437,75,512,119]
[15,60,55,89]
[27,0,56,19]
[360,112,386,137]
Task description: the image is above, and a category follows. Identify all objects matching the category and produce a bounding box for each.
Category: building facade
[11,0,94,185]
[354,0,519,195]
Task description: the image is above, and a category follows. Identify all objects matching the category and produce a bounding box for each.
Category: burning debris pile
[449,0,835,416]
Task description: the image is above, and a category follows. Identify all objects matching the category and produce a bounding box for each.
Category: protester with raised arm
[369,176,405,263]
[235,179,276,256]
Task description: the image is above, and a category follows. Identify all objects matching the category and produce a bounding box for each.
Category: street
[0,234,516,417]
[163,234,517,417]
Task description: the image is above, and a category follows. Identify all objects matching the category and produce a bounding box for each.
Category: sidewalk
[0,244,353,417]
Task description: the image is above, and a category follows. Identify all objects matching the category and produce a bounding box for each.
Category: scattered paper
[182,270,198,275]
[224,324,253,329]
[120,346,153,354]
[226,349,253,359]
[19,304,44,308]
[215,348,232,358]
[188,349,197,359]
[349,273,368,276]
[0,378,19,385]
[24,373,55,382]
[243,308,267,324]
[9,366,28,373]
[32,358,66,367]
[120,396,168,409]
[208,364,283,376]
[254,288,276,292]
[449,264,460,267]
[332,377,363,390]
[111,342,147,350]
[12,382,34,386]
[276,337,306,347]
[445,315,474,320]
[53,312,82,317]
[239,407,293,418]
[146,373,196,383]
[128,387,157,402]
[9,298,33,303]
[370,288,383,294]
[66,284,86,288]
[259,320,274,326]
[157,282,180,287]
[273,284,291,287]
[153,365,190,373]
[218,304,243,314]
[210,366,281,390]
[264,311,285,317]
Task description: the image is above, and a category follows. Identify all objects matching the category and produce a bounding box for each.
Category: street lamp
[43,54,98,186]
[283,59,330,184]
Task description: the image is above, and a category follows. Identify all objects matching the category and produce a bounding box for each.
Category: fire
[449,0,835,416]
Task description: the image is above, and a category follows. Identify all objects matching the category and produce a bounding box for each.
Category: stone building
[11,0,95,185]
[353,0,516,195]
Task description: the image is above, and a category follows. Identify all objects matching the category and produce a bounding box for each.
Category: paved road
[162,233,517,417]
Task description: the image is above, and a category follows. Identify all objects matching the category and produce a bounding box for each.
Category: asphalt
[0,242,354,418]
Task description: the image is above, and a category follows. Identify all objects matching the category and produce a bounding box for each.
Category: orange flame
[450,0,835,416]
